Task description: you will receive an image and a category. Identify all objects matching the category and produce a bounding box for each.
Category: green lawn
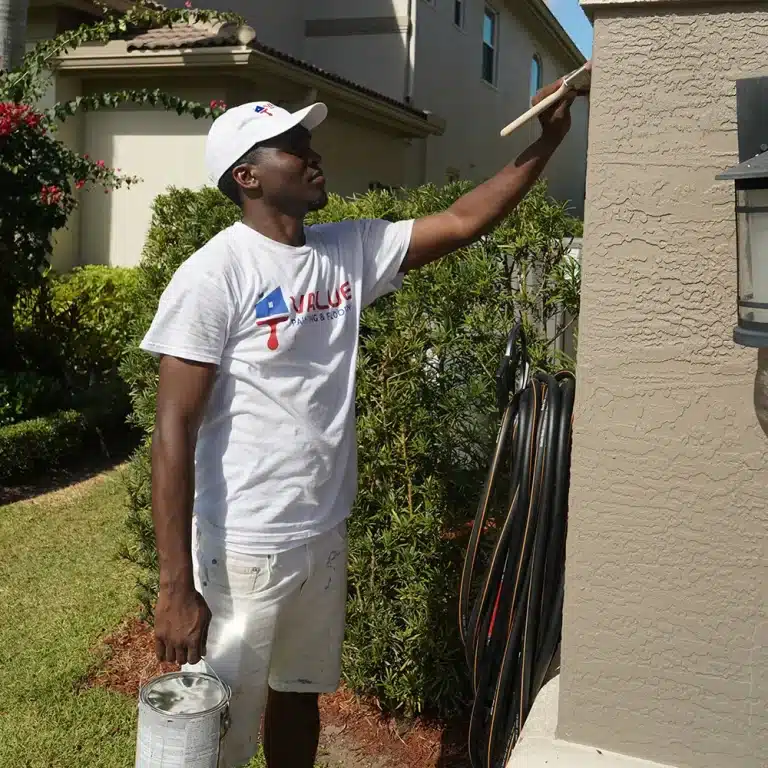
[0,472,140,767]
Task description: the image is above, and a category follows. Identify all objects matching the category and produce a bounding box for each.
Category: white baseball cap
[205,100,328,187]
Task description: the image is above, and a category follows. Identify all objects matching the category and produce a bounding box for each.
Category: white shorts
[183,522,348,768]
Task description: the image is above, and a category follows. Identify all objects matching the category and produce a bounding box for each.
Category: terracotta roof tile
[125,26,428,119]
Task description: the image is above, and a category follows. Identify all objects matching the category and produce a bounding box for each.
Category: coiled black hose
[459,324,575,768]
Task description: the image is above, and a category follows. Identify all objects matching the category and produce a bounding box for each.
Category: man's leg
[266,522,348,768]
[186,527,305,768]
[263,688,320,768]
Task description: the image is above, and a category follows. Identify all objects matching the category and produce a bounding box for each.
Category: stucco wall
[559,5,768,768]
[413,0,587,215]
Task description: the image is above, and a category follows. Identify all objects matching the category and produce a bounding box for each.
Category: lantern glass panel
[737,187,768,326]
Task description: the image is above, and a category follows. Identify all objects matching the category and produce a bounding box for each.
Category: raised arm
[152,354,217,665]
[403,68,588,272]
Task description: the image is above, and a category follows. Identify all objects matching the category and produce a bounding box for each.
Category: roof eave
[56,44,444,138]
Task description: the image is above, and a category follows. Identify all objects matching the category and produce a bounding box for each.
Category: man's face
[240,125,328,214]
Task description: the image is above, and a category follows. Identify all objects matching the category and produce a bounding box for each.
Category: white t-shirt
[141,218,414,553]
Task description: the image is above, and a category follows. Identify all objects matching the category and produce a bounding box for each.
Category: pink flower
[75,180,85,190]
[185,0,192,7]
[40,184,63,205]
[0,102,43,136]
[96,159,105,168]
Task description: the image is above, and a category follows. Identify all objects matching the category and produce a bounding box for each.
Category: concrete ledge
[580,0,760,18]
[506,677,679,768]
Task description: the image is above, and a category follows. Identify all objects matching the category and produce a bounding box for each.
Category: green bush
[0,379,130,484]
[0,371,67,426]
[120,182,581,716]
[14,265,139,382]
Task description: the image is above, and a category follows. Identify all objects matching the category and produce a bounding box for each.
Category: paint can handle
[198,660,232,740]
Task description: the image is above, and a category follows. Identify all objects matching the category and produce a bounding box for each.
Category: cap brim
[294,102,328,132]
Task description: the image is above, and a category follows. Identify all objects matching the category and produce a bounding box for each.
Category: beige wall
[303,0,410,103]
[79,106,210,267]
[413,0,587,215]
[560,4,767,767]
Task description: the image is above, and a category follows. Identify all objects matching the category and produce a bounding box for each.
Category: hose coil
[460,324,575,768]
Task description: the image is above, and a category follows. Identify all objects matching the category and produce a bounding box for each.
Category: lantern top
[717,150,768,182]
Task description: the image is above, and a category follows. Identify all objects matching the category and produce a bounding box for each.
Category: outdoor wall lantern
[717,151,768,347]
[717,75,768,348]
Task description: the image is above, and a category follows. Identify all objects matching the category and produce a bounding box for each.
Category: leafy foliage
[0,380,130,485]
[0,372,66,427]
[0,0,236,368]
[120,181,581,715]
[14,265,139,383]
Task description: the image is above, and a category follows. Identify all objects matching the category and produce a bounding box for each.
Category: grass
[0,470,290,768]
[0,472,139,767]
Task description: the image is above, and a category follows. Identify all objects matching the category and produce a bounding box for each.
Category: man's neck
[241,208,306,247]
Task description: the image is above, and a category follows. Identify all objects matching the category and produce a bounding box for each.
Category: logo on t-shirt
[255,287,290,350]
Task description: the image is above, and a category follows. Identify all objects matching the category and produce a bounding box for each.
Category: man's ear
[232,163,261,193]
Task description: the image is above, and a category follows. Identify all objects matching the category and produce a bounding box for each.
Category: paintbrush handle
[499,83,567,137]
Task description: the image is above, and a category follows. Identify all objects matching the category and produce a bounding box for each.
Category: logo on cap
[254,103,275,117]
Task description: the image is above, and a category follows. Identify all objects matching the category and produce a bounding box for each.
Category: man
[141,69,586,768]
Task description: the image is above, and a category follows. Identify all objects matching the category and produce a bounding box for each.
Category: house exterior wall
[559,3,768,767]
[302,0,411,104]
[412,0,587,214]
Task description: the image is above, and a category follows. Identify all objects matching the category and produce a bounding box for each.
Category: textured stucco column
[559,3,768,768]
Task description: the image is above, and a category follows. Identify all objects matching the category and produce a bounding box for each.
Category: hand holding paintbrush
[500,60,592,139]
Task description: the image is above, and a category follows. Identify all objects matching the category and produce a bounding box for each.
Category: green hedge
[0,382,132,485]
[14,265,139,382]
[121,182,582,716]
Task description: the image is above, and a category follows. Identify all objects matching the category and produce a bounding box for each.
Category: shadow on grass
[0,428,142,507]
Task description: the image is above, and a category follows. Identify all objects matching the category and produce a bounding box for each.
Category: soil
[85,617,471,768]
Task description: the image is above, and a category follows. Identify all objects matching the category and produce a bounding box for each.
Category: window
[530,54,543,102]
[482,7,498,84]
[454,0,465,28]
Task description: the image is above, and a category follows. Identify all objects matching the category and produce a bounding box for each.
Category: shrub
[0,379,130,484]
[15,265,140,381]
[0,371,67,427]
[121,181,581,716]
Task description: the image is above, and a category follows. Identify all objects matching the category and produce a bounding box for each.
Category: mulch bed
[85,617,470,768]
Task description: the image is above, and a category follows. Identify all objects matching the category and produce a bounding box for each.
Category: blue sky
[546,0,593,58]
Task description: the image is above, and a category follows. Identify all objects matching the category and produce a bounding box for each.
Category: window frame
[530,53,543,101]
[482,5,499,86]
[453,0,466,29]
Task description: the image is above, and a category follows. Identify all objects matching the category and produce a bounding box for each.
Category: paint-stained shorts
[183,522,347,768]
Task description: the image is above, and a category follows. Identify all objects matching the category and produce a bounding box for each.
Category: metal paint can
[135,671,231,768]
